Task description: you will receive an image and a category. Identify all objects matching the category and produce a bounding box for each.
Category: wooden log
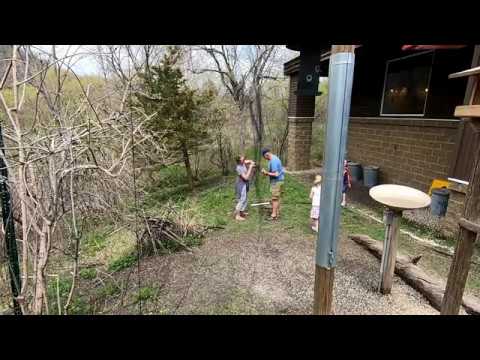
[350,234,480,315]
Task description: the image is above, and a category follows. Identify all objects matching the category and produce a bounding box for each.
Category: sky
[35,45,101,75]
[35,45,299,77]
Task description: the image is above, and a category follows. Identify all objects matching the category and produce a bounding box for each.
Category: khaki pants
[270,181,284,200]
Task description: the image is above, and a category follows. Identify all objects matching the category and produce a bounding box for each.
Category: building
[284,44,480,236]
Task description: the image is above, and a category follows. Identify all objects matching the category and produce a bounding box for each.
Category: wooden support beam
[313,44,355,315]
[380,210,401,294]
[313,265,335,315]
[441,123,480,315]
[454,105,480,118]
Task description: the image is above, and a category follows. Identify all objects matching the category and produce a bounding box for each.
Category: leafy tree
[137,47,215,189]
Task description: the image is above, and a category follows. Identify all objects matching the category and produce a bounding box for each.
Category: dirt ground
[112,224,441,315]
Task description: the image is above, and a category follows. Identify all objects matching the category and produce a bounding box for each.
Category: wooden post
[313,45,355,315]
[441,141,480,314]
[313,266,335,315]
[379,209,401,294]
[441,61,480,315]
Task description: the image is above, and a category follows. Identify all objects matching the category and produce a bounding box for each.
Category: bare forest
[0,45,328,314]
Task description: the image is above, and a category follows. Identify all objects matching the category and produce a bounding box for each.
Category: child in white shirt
[309,175,322,232]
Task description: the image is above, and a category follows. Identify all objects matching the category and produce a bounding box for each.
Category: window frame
[380,50,435,117]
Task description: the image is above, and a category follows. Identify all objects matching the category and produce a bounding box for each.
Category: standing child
[309,175,322,232]
[342,160,352,207]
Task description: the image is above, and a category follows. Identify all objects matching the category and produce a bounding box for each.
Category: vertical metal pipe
[315,51,355,269]
[0,124,22,314]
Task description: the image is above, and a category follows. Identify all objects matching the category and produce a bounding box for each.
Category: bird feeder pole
[0,123,22,315]
[313,45,356,315]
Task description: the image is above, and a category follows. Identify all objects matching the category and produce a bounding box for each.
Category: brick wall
[285,72,316,171]
[287,118,313,170]
[347,117,460,192]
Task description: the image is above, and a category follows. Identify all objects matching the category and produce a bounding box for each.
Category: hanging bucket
[348,162,362,182]
[363,165,379,188]
[430,188,450,217]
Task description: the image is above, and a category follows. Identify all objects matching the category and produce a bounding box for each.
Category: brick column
[286,72,316,170]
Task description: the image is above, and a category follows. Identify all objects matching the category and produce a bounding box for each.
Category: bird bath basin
[369,184,431,211]
[368,184,431,294]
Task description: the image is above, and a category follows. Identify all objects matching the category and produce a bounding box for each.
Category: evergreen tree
[137,47,214,189]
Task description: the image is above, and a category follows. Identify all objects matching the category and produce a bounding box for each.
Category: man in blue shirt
[261,148,284,220]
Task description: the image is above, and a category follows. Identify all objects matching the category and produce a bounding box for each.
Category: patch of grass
[340,207,386,241]
[46,275,92,315]
[47,276,72,314]
[108,253,138,273]
[311,121,325,164]
[134,286,158,304]
[183,234,203,248]
[400,216,456,248]
[92,229,136,271]
[98,280,121,298]
[79,268,97,280]
[192,173,313,236]
[68,297,93,315]
[202,288,261,315]
[81,230,109,257]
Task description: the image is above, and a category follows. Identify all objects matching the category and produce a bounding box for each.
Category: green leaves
[136,47,216,154]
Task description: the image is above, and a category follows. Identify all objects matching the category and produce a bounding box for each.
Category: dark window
[381,51,434,116]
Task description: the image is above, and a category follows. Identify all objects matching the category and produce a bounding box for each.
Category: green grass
[134,286,158,304]
[46,275,92,315]
[107,253,138,273]
[192,173,313,235]
[79,268,97,280]
[311,121,325,164]
[201,288,261,315]
[81,230,110,257]
[97,280,121,298]
[340,207,386,241]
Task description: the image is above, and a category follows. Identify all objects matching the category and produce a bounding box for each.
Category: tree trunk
[181,142,194,190]
[239,112,246,153]
[33,224,49,314]
[248,100,263,156]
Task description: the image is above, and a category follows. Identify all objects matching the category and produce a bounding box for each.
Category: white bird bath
[369,184,431,294]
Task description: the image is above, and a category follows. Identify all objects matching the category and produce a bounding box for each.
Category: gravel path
[118,226,439,315]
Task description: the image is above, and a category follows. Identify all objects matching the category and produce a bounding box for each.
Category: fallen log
[349,234,480,315]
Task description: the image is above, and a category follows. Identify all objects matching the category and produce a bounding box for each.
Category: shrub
[108,253,137,273]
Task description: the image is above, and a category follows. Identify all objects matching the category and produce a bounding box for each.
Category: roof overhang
[286,44,330,52]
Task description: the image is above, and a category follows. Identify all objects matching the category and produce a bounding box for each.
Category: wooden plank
[449,66,480,79]
[459,218,480,233]
[313,265,334,315]
[454,105,480,117]
[441,127,480,314]
[441,228,477,314]
[450,120,480,182]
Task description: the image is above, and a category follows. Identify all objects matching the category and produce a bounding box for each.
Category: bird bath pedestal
[369,184,431,294]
